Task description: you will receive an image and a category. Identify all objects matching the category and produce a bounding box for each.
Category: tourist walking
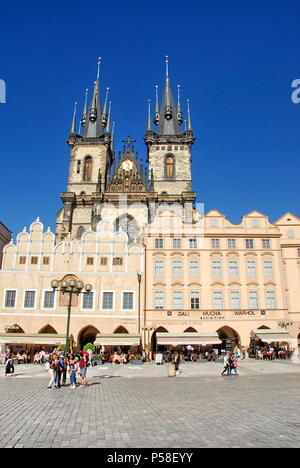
[221,353,230,376]
[5,357,15,376]
[173,351,180,375]
[230,354,239,376]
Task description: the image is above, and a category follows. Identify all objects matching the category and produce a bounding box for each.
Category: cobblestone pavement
[0,361,300,448]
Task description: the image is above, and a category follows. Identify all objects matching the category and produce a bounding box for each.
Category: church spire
[83,57,104,138]
[102,87,110,128]
[70,101,77,135]
[147,99,152,131]
[187,99,192,131]
[154,85,160,126]
[80,89,88,128]
[177,85,183,126]
[157,56,180,135]
[106,101,112,133]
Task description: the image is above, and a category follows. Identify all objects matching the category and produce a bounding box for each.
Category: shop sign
[234,310,256,316]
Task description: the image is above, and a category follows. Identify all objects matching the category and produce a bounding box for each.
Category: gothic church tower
[56,58,113,241]
[144,57,196,209]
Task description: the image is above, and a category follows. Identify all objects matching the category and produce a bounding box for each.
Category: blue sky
[0,0,299,237]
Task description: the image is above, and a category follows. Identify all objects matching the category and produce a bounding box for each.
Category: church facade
[0,59,300,355]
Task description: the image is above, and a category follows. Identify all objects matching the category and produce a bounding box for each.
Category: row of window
[154,290,277,310]
[3,290,134,311]
[154,238,273,250]
[18,256,123,266]
[19,256,50,265]
[154,260,275,277]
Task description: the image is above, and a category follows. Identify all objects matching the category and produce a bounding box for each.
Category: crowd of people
[2,348,93,388]
[96,350,147,364]
[45,351,90,389]
[0,350,52,365]
[252,346,290,360]
[1,342,293,383]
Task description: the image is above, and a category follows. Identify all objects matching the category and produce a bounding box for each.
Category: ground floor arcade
[0,316,298,359]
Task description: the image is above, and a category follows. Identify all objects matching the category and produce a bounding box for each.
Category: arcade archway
[77,325,100,349]
[217,326,240,352]
[151,327,168,353]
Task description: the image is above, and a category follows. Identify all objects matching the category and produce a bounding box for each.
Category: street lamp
[278,320,293,329]
[142,323,156,360]
[51,278,93,352]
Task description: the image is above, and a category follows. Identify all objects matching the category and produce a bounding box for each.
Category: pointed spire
[97,56,101,80]
[106,101,112,133]
[89,81,97,123]
[102,87,110,127]
[70,102,77,134]
[147,99,152,131]
[154,85,160,126]
[83,57,103,138]
[187,99,192,131]
[157,56,180,135]
[111,121,115,151]
[177,85,183,126]
[80,89,88,127]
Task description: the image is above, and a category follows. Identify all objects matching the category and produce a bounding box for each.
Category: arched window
[83,156,92,181]
[114,214,138,244]
[166,155,174,179]
[77,226,85,239]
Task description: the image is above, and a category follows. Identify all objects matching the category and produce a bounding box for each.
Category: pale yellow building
[143,208,300,355]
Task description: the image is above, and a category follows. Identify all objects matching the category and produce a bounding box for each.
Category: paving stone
[0,362,300,448]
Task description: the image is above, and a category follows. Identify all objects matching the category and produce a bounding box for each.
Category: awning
[252,329,293,344]
[94,334,141,346]
[156,332,222,346]
[0,334,66,345]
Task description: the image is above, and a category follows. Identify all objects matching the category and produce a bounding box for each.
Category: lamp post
[278,320,293,329]
[137,273,142,335]
[51,278,92,352]
[142,324,156,361]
